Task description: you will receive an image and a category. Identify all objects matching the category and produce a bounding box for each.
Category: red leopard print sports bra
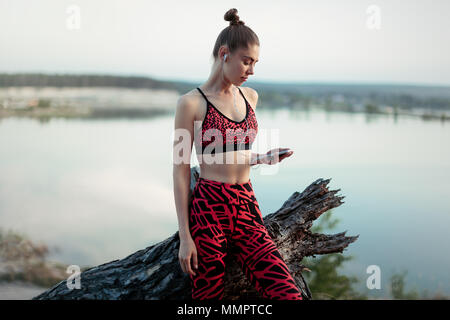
[194,86,258,155]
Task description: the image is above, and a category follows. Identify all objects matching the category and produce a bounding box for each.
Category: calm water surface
[1,108,449,298]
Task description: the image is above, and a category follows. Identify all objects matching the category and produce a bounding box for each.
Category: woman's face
[225,44,259,85]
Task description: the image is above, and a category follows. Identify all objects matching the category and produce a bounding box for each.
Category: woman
[172,8,302,300]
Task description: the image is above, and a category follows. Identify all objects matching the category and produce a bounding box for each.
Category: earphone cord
[233,85,259,168]
[223,56,258,167]
[233,85,249,130]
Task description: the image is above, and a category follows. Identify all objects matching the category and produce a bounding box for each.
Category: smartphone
[277,149,291,156]
[256,149,291,162]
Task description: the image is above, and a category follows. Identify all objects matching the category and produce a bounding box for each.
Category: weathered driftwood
[33,166,358,300]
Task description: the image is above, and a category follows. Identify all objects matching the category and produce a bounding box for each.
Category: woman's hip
[191,176,257,206]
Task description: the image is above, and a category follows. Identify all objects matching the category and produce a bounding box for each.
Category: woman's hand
[258,147,294,165]
[179,236,198,277]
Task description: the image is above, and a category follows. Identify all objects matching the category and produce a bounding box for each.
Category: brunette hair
[212,8,259,60]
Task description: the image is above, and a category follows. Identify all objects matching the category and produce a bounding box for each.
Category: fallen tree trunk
[33,166,358,300]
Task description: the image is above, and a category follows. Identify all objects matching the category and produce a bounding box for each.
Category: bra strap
[196,87,210,104]
[237,87,250,106]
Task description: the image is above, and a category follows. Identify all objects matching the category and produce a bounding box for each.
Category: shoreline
[1,85,449,121]
[0,86,179,120]
[1,104,449,122]
[0,281,48,300]
[0,105,173,120]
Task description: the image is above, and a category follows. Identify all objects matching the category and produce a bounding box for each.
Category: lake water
[1,108,449,299]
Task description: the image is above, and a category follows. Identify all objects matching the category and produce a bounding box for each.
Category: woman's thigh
[188,183,233,299]
[229,200,303,300]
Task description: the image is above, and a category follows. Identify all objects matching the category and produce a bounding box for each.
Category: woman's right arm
[172,95,198,276]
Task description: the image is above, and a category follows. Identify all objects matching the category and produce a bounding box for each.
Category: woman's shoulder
[181,88,202,99]
[241,86,258,109]
[175,89,206,123]
[177,88,203,107]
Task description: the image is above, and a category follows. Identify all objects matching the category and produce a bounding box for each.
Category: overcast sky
[1,0,449,86]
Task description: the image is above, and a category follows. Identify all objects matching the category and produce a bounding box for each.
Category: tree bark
[33,166,358,300]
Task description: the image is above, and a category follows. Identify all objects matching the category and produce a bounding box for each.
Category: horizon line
[0,71,449,88]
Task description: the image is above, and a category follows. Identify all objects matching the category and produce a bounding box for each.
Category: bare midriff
[196,150,252,184]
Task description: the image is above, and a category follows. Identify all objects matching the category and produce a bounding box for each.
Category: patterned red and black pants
[188,177,303,300]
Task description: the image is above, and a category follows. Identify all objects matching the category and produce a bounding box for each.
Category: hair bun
[224,8,245,26]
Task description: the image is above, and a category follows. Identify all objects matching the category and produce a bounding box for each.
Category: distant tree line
[1,73,449,111]
[0,73,177,90]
